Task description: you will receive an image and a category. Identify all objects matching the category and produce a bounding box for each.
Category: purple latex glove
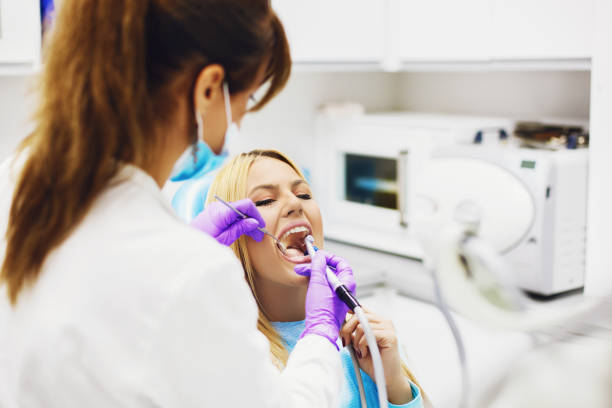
[190,198,265,246]
[295,250,356,349]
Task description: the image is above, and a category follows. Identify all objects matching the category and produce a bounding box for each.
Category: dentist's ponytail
[1,0,291,305]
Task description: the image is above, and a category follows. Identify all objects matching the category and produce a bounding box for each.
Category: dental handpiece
[305,235,388,407]
[304,235,361,311]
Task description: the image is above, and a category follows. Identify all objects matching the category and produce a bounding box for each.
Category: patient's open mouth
[278,225,311,263]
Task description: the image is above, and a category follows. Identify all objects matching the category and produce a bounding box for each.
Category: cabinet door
[491,0,594,59]
[272,0,385,62]
[398,0,490,61]
[0,0,40,63]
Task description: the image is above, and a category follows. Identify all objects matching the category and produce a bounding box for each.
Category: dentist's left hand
[190,199,265,246]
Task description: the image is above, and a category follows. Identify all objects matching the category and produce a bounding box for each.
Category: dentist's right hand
[295,251,356,349]
[190,198,265,246]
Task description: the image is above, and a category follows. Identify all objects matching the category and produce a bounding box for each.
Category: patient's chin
[284,266,310,287]
[294,276,309,288]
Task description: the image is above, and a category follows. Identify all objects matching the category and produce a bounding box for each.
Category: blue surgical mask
[170,82,238,182]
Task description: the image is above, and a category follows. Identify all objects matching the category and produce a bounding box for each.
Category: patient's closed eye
[254,193,310,207]
[255,198,275,207]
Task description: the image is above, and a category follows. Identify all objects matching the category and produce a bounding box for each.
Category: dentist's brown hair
[1,0,291,305]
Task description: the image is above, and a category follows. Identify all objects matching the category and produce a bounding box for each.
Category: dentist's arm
[150,248,346,407]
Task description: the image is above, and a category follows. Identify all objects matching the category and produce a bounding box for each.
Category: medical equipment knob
[454,200,482,235]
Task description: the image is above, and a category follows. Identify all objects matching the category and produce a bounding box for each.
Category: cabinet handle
[398,150,409,228]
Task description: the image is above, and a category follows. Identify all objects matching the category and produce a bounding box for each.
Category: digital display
[344,153,398,209]
[521,160,536,169]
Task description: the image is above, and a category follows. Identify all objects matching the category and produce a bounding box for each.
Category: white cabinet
[398,0,491,62]
[398,0,593,64]
[0,0,40,66]
[491,0,594,60]
[272,0,385,63]
[274,1,593,66]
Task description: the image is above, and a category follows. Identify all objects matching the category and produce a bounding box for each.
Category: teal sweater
[272,320,423,408]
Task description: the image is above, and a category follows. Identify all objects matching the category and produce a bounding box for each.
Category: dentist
[0,1,352,407]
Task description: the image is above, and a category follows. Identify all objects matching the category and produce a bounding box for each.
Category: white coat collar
[115,163,177,218]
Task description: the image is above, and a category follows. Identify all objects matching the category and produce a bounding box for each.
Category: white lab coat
[0,155,342,408]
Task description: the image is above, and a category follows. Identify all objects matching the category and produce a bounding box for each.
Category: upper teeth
[281,226,309,241]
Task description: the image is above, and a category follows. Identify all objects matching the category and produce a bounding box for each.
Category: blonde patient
[206,150,428,407]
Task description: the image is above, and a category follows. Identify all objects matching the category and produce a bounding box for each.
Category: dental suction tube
[304,235,388,408]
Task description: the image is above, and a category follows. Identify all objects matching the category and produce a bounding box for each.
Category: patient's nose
[284,195,304,217]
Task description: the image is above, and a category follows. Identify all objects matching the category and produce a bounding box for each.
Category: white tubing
[347,344,368,408]
[354,306,387,408]
[431,263,469,408]
[304,235,385,406]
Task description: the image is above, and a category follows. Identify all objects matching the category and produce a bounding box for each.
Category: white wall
[236,71,398,171]
[398,70,590,120]
[237,70,591,175]
[585,0,612,297]
[0,75,35,161]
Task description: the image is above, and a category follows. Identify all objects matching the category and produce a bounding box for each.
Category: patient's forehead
[247,157,304,191]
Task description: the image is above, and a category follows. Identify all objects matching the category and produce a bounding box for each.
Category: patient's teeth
[281,226,309,240]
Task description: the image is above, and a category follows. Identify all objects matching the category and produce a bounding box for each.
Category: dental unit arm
[418,200,605,408]
[304,235,388,408]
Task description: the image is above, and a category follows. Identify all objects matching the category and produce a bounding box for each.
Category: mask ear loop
[194,106,204,140]
[192,100,204,164]
[223,82,233,128]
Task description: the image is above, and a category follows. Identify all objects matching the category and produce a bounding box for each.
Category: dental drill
[304,235,360,311]
[304,235,387,408]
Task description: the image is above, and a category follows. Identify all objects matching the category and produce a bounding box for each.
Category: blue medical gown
[169,142,227,222]
[272,320,424,408]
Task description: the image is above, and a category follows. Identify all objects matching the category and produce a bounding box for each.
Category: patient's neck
[256,279,307,322]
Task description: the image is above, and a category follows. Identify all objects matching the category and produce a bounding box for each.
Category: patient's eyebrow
[248,180,308,196]
[248,184,278,196]
[292,180,308,188]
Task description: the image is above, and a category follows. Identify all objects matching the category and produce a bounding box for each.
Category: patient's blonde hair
[206,149,300,369]
[207,149,431,405]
